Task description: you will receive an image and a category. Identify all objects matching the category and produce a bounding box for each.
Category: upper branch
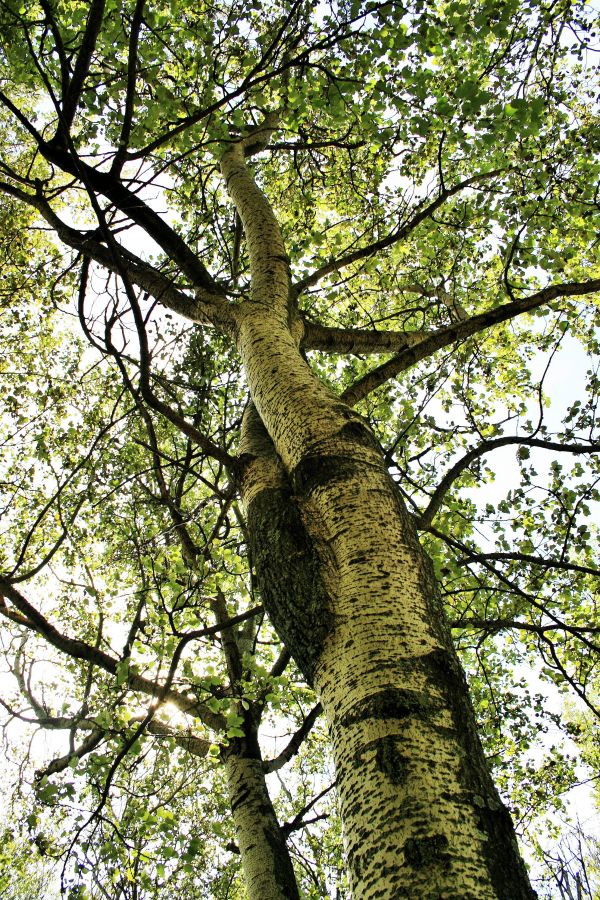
[417,435,600,529]
[295,168,508,293]
[39,139,218,295]
[59,0,106,136]
[263,702,322,773]
[112,0,147,172]
[455,552,600,579]
[342,279,600,405]
[220,114,290,316]
[0,179,232,328]
[39,0,71,99]
[301,319,426,355]
[94,281,237,470]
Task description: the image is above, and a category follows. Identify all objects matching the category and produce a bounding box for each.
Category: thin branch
[296,167,507,292]
[417,435,600,529]
[112,0,147,172]
[450,617,600,636]
[426,525,600,655]
[0,91,44,143]
[281,780,336,836]
[263,703,322,773]
[39,0,71,99]
[100,280,237,470]
[457,551,600,578]
[40,727,105,778]
[0,180,231,326]
[39,138,218,294]
[0,580,226,729]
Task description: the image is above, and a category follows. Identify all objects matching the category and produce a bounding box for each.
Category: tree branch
[455,551,600,578]
[342,279,600,405]
[0,179,231,327]
[59,0,106,135]
[281,780,336,835]
[39,139,218,294]
[417,435,600,529]
[450,617,600,637]
[301,319,426,355]
[0,580,226,730]
[263,703,322,773]
[112,0,147,172]
[296,168,507,292]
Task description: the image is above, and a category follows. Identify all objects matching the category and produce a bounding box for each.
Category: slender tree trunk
[224,740,300,900]
[224,141,536,899]
[211,574,300,900]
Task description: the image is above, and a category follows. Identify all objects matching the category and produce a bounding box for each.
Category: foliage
[0,0,599,896]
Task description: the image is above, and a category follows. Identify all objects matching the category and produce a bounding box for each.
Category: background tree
[0,0,599,897]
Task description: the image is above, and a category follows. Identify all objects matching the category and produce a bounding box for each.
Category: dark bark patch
[230,788,251,815]
[349,554,367,565]
[246,485,333,684]
[476,804,538,899]
[264,824,302,899]
[341,687,431,727]
[337,418,378,447]
[403,834,449,869]
[419,648,538,898]
[292,453,358,496]
[375,736,407,785]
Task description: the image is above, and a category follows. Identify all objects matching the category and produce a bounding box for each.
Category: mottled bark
[239,404,334,683]
[225,133,535,900]
[212,568,300,900]
[225,735,300,900]
[239,388,534,898]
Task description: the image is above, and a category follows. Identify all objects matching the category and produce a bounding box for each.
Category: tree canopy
[0,0,599,897]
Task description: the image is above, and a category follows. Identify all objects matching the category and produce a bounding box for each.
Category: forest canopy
[0,0,599,897]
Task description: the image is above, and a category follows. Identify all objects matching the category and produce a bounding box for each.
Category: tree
[0,0,599,897]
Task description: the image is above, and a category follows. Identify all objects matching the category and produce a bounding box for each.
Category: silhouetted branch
[264,704,323,773]
[417,435,600,529]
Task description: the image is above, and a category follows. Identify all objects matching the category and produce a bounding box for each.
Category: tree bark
[225,739,300,900]
[211,565,300,900]
[226,139,536,899]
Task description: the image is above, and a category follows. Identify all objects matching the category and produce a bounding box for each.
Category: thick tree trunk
[239,382,535,899]
[224,139,535,899]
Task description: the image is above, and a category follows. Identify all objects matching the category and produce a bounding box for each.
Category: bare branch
[450,617,600,637]
[0,179,231,326]
[281,780,336,835]
[40,727,105,778]
[263,703,322,773]
[112,0,147,172]
[39,139,218,294]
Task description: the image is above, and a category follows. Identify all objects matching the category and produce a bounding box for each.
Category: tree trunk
[224,141,535,899]
[225,741,300,900]
[211,575,300,900]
